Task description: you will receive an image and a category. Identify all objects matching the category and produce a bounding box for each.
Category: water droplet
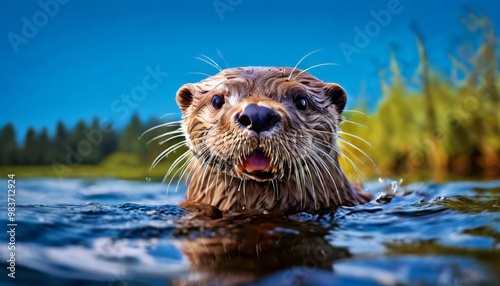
[378,177,384,183]
[145,177,151,182]
[137,136,142,141]
[390,179,403,193]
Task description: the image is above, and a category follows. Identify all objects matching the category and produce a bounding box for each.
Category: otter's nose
[237,104,281,133]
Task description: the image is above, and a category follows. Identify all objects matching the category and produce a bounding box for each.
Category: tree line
[0,114,176,166]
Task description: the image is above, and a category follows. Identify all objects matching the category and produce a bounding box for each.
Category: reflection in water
[172,211,347,285]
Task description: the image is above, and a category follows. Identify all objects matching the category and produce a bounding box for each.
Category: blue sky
[1,0,499,141]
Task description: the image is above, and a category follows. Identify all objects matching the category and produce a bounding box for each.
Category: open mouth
[238,148,274,180]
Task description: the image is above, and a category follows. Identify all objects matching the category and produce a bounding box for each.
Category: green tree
[21,127,39,165]
[85,117,103,164]
[101,125,119,160]
[37,128,52,164]
[0,123,20,165]
[69,120,89,164]
[52,121,69,163]
[119,114,146,156]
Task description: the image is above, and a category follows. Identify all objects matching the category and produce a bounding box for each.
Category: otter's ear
[176,84,196,113]
[324,83,347,114]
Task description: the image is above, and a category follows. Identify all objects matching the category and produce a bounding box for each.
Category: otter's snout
[237,104,281,133]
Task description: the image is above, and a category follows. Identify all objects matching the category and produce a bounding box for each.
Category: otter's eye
[294,97,308,110]
[211,95,224,110]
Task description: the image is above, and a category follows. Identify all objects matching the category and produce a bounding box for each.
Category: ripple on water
[0,178,499,285]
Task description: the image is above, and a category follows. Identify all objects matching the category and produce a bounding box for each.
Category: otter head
[176,67,347,184]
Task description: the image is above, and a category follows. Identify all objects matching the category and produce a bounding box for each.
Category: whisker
[338,142,368,167]
[303,159,318,209]
[304,154,326,209]
[343,109,368,116]
[165,149,191,188]
[150,140,187,170]
[332,145,364,181]
[271,179,280,201]
[294,155,307,210]
[204,157,218,200]
[309,146,343,205]
[140,121,182,138]
[147,129,183,145]
[163,152,190,192]
[341,119,368,129]
[174,155,195,192]
[198,152,217,194]
[294,63,340,80]
[288,49,323,81]
[195,54,223,72]
[237,179,243,193]
[338,137,377,168]
[188,71,213,78]
[242,179,246,201]
[160,114,181,120]
[338,131,374,149]
[216,49,229,69]
[310,137,356,171]
[158,133,186,145]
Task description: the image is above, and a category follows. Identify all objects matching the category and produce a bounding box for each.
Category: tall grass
[340,15,500,180]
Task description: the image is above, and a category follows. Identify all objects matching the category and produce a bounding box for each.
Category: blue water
[1,178,499,285]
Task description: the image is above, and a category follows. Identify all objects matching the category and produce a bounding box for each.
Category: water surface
[0,178,499,285]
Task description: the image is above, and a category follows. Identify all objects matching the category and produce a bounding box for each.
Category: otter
[174,66,371,213]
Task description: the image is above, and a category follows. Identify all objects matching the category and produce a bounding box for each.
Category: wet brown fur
[175,67,371,213]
